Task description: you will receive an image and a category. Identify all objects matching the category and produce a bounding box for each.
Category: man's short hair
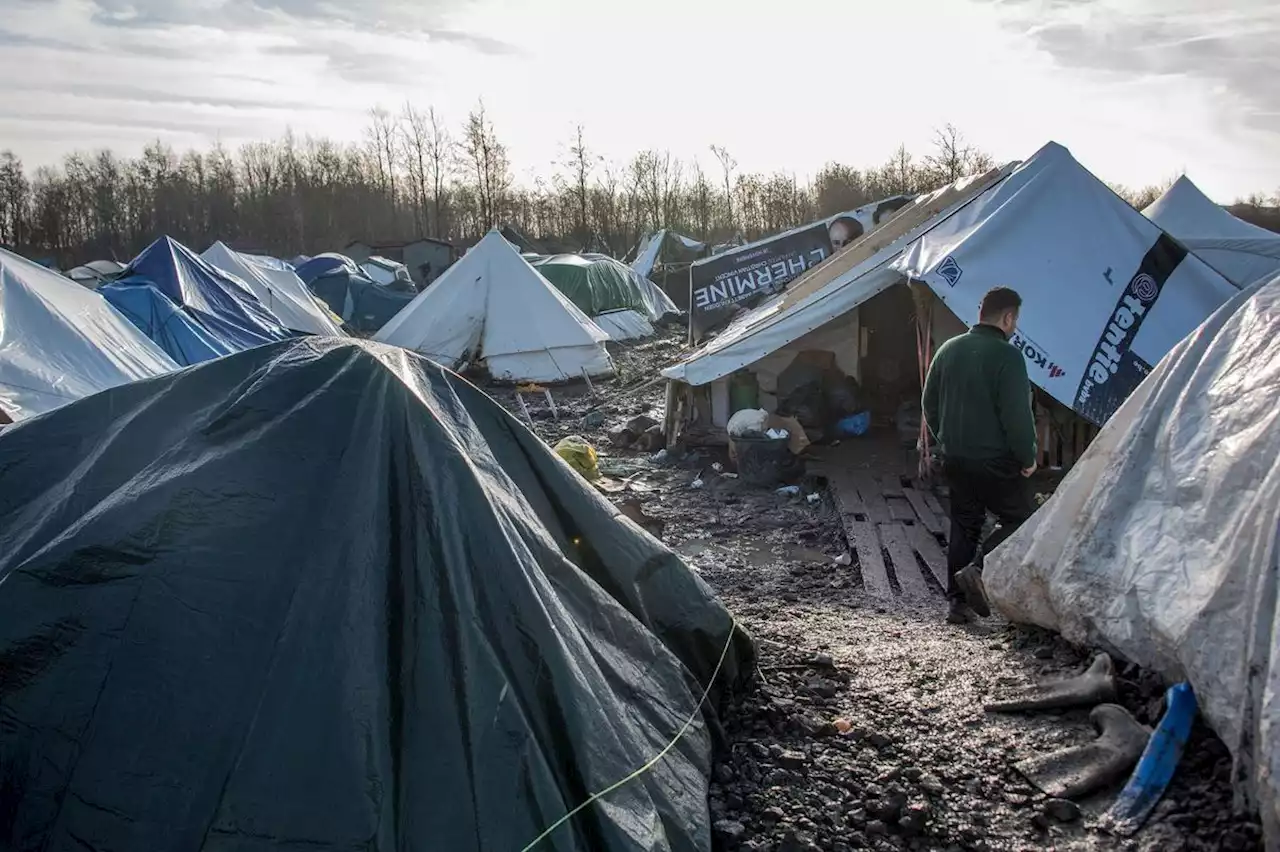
[979,287,1022,320]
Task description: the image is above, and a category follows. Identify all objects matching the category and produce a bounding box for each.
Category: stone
[919,773,945,795]
[763,806,787,823]
[778,750,808,770]
[607,427,635,448]
[714,820,748,844]
[637,423,665,451]
[580,410,606,428]
[899,803,930,836]
[715,763,736,784]
[866,820,889,836]
[1043,798,1080,823]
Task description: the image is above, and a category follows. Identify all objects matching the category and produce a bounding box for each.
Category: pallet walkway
[811,444,951,602]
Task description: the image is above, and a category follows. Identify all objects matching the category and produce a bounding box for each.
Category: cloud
[0,27,91,51]
[986,0,1280,132]
[10,81,317,111]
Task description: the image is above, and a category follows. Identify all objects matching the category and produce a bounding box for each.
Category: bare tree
[555,125,597,250]
[458,101,511,231]
[366,107,399,208]
[921,125,991,188]
[710,144,737,230]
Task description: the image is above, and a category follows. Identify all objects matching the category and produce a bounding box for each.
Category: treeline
[0,102,1272,268]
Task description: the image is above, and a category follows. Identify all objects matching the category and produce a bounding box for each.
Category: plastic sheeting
[985,271,1280,846]
[376,230,615,383]
[631,230,708,279]
[0,337,753,852]
[100,283,237,366]
[110,236,293,352]
[1143,176,1280,289]
[202,242,345,337]
[296,253,416,333]
[0,248,177,421]
[530,254,675,321]
[593,309,656,341]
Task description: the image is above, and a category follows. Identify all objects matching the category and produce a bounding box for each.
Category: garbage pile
[775,352,869,442]
[0,337,753,852]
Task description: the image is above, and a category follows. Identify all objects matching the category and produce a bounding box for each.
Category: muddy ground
[482,329,1264,852]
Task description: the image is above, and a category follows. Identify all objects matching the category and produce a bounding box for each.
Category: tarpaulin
[985,270,1280,847]
[530,254,672,321]
[297,253,417,333]
[0,337,752,852]
[0,248,177,421]
[100,282,237,365]
[110,236,293,352]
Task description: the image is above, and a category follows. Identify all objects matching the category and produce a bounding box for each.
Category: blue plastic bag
[836,411,871,437]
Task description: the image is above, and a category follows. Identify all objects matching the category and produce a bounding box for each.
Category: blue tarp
[100,283,236,366]
[111,236,293,352]
[296,253,416,333]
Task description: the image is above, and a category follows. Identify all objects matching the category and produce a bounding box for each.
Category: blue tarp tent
[109,236,293,353]
[296,253,416,333]
[100,283,236,366]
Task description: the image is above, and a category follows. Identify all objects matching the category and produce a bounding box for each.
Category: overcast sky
[2,0,1277,201]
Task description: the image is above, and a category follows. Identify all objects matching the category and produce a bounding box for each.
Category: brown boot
[946,599,975,624]
[955,565,992,618]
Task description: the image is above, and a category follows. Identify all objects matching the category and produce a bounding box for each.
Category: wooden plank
[922,489,946,518]
[878,522,932,598]
[879,474,904,498]
[852,472,890,523]
[903,487,945,535]
[847,520,892,598]
[887,496,916,522]
[827,471,868,519]
[906,522,950,589]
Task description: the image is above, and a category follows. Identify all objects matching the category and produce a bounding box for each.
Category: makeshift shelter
[65,259,125,289]
[359,255,416,290]
[631,230,710,312]
[528,253,679,341]
[662,142,1236,448]
[375,230,615,382]
[203,242,345,337]
[0,247,176,421]
[296,253,416,334]
[103,236,292,356]
[1143,176,1280,288]
[0,337,751,852]
[101,283,239,366]
[985,270,1280,848]
[345,238,457,287]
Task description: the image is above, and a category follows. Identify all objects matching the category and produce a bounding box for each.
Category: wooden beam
[852,472,890,523]
[878,522,932,598]
[847,520,892,598]
[906,522,949,589]
[903,487,945,535]
[888,496,917,523]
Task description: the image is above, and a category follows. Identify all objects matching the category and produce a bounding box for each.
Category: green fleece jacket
[922,324,1037,468]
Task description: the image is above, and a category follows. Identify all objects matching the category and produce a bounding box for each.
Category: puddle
[675,538,834,567]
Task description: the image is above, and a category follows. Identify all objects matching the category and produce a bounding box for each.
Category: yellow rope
[519,619,740,852]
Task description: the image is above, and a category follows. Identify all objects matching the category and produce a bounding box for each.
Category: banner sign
[688,194,914,343]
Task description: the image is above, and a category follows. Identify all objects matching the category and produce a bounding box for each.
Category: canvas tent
[296,253,415,333]
[632,229,708,280]
[0,247,176,421]
[0,336,752,851]
[662,142,1236,437]
[102,236,293,357]
[65,259,125,289]
[985,270,1280,848]
[203,242,345,337]
[528,253,679,341]
[375,230,615,382]
[1143,176,1280,288]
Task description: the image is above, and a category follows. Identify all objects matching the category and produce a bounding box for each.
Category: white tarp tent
[374,230,615,383]
[985,270,1280,847]
[664,142,1236,428]
[1143,176,1280,289]
[0,247,178,421]
[202,242,344,337]
[631,230,707,279]
[66,259,125,289]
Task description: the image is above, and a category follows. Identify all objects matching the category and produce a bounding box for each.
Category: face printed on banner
[828,217,864,250]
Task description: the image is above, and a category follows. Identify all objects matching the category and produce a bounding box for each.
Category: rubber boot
[946,599,974,625]
[985,653,1118,713]
[1013,704,1151,799]
[954,564,991,617]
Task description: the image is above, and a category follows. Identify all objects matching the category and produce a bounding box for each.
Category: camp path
[489,332,1261,852]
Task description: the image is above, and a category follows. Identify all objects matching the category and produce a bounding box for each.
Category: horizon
[1,0,1278,203]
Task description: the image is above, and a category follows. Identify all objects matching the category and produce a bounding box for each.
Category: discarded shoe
[1014,704,1151,800]
[954,564,991,617]
[946,600,975,625]
[985,653,1118,713]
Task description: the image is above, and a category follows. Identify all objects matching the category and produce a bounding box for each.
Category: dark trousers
[943,457,1037,601]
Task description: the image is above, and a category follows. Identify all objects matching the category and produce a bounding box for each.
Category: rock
[778,750,808,770]
[1030,812,1051,833]
[624,414,658,435]
[813,652,835,668]
[763,806,787,823]
[918,773,945,795]
[867,732,892,749]
[866,820,888,836]
[714,820,748,844]
[899,803,930,836]
[637,423,666,451]
[715,763,736,784]
[607,427,635,448]
[1033,645,1055,660]
[580,410,606,428]
[1043,798,1080,823]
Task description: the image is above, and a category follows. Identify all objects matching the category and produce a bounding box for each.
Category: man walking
[922,287,1038,624]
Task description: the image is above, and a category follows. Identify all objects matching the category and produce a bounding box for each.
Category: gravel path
[485,332,1264,852]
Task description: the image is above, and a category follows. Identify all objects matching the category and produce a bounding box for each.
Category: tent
[985,270,1280,848]
[631,229,708,280]
[100,283,238,366]
[296,253,416,334]
[360,255,416,289]
[663,142,1236,431]
[1143,176,1280,288]
[104,236,293,354]
[65,259,125,289]
[0,247,176,421]
[528,253,679,341]
[0,336,751,851]
[375,230,616,382]
[202,242,345,337]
